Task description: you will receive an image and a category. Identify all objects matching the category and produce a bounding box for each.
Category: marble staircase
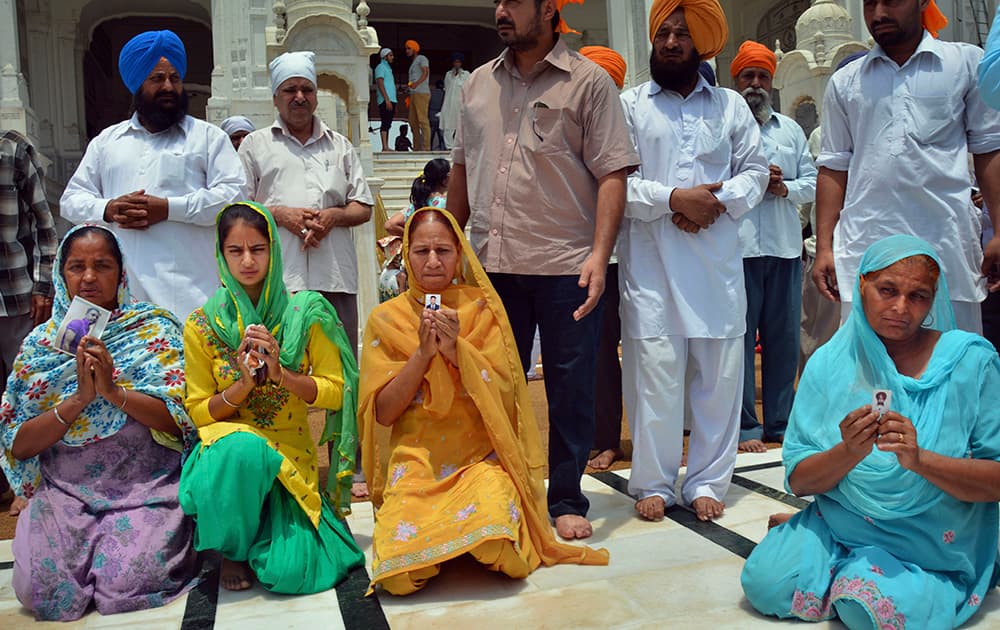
[372,150,450,216]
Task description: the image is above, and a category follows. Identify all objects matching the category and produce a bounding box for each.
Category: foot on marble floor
[587,448,624,470]
[635,496,665,522]
[221,559,253,591]
[351,481,370,499]
[767,513,794,530]
[738,439,768,453]
[691,496,725,521]
[8,495,27,516]
[555,514,593,540]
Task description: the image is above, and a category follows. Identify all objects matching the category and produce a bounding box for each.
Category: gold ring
[898,432,903,444]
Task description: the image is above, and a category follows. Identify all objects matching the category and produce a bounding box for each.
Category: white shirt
[60,114,245,320]
[239,116,374,294]
[620,77,769,339]
[441,68,470,131]
[739,110,816,259]
[818,32,1000,303]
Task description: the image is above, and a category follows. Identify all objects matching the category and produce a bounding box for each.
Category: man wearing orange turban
[580,46,626,90]
[617,0,770,524]
[648,0,727,60]
[811,0,1000,335]
[730,40,817,458]
[405,39,431,150]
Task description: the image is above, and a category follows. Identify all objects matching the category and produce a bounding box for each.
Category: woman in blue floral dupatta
[742,235,1000,629]
[0,225,199,621]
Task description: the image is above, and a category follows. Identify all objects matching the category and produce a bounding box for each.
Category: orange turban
[922,0,948,38]
[730,40,776,79]
[648,0,728,60]
[580,46,627,89]
[405,39,420,54]
[554,0,585,34]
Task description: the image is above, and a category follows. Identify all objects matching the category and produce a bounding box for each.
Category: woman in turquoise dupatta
[741,235,1000,629]
[178,202,363,593]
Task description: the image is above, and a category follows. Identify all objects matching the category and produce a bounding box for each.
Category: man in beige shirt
[448,0,639,540]
[239,51,373,354]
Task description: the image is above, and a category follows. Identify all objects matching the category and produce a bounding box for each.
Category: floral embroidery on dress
[394,521,418,542]
[26,378,49,400]
[942,530,955,544]
[146,338,170,353]
[790,589,833,621]
[508,500,521,524]
[389,463,407,487]
[863,515,874,524]
[969,594,981,607]
[438,463,458,479]
[371,338,381,348]
[870,565,884,576]
[454,503,477,522]
[830,576,906,628]
[480,369,490,382]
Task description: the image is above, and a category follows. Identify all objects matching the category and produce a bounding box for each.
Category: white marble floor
[2,449,999,629]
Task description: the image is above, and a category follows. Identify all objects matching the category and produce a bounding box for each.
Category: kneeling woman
[179,202,364,592]
[360,208,608,596]
[741,236,1000,629]
[0,225,198,621]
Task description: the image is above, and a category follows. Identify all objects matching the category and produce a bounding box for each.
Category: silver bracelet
[117,385,128,410]
[53,405,71,426]
[220,388,240,408]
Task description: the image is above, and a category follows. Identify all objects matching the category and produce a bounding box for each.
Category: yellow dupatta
[359,208,608,568]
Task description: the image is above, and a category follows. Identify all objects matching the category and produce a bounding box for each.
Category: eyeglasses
[531,101,549,142]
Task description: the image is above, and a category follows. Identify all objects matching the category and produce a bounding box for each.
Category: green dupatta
[203,201,359,516]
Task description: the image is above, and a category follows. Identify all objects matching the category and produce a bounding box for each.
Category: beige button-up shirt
[239,116,374,293]
[452,39,640,275]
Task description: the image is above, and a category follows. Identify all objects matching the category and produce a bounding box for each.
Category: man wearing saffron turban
[405,40,431,151]
[60,30,245,320]
[449,0,640,541]
[813,0,1000,332]
[618,0,769,523]
[730,41,817,455]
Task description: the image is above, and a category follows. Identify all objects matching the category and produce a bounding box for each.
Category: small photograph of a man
[55,296,111,355]
[424,293,441,311]
[872,389,892,416]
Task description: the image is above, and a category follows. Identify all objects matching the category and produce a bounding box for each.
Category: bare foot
[634,495,666,521]
[220,558,253,591]
[587,448,623,470]
[738,439,768,453]
[767,513,794,529]
[691,496,725,521]
[9,496,27,516]
[554,514,593,540]
[351,481,370,499]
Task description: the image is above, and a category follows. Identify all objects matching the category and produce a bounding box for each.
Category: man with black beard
[61,30,244,320]
[618,0,768,523]
[813,0,1000,332]
[730,41,816,455]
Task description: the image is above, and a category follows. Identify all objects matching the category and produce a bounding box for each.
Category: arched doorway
[756,0,811,51]
[82,16,212,140]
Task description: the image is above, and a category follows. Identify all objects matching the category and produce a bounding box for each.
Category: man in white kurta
[440,53,470,150]
[813,2,1000,332]
[619,1,768,522]
[61,31,244,321]
[239,52,374,354]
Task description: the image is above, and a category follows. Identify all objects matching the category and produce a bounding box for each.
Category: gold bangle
[117,385,128,410]
[53,405,71,426]
[220,388,240,408]
[277,367,286,388]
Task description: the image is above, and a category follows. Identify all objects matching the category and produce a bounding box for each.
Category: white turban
[220,115,255,137]
[379,48,392,59]
[269,51,317,94]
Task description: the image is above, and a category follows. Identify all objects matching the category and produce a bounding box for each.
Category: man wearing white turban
[219,116,256,150]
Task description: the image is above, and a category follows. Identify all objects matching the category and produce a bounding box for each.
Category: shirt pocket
[905,94,955,145]
[770,144,797,176]
[158,152,186,189]
[694,118,730,166]
[524,107,582,156]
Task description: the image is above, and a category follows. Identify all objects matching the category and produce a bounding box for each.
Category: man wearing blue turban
[60,30,245,321]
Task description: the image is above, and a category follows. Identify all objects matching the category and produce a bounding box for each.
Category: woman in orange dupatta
[360,208,608,595]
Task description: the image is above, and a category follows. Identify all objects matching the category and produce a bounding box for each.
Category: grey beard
[742,87,772,125]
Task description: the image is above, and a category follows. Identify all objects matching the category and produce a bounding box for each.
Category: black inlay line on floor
[733,461,783,474]
[730,474,810,510]
[180,552,221,630]
[337,520,390,630]
[0,560,12,570]
[588,472,757,560]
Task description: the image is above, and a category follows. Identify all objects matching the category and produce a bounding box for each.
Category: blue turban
[118,30,187,95]
[698,61,717,86]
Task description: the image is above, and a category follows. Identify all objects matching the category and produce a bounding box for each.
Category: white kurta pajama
[61,115,245,320]
[440,68,469,150]
[619,76,769,506]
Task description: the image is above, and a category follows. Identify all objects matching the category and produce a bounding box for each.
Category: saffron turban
[118,30,187,95]
[580,46,626,89]
[923,0,948,38]
[220,116,255,137]
[730,40,776,78]
[405,40,421,54]
[269,51,317,94]
[648,0,728,61]
[555,0,585,34]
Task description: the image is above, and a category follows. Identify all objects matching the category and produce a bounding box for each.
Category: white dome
[796,0,854,58]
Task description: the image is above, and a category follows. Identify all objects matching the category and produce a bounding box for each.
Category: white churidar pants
[622,335,743,506]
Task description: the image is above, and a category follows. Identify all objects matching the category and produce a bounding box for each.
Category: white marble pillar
[0,0,33,139]
[606,0,653,89]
